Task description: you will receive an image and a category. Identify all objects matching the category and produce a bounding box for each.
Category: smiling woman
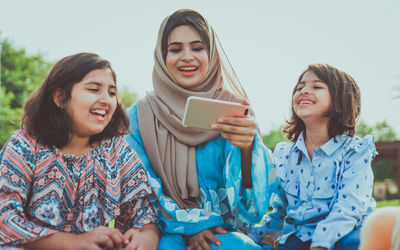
[124,9,278,250]
[165,25,209,88]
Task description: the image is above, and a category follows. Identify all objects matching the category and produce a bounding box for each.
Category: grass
[376,199,399,208]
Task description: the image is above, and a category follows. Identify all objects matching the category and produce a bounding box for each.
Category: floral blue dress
[125,103,278,249]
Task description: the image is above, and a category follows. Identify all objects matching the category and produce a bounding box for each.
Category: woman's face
[166,25,209,88]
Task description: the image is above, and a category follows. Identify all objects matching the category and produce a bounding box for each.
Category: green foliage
[356,120,398,182]
[0,35,52,148]
[376,199,399,208]
[394,86,400,99]
[119,85,137,109]
[356,120,398,141]
[262,125,289,150]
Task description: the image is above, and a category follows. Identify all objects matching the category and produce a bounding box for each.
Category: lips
[90,108,108,121]
[178,65,198,76]
[298,97,315,106]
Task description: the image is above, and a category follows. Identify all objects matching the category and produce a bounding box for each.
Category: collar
[294,132,348,156]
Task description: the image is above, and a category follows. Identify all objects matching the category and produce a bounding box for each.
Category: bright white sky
[1,0,399,135]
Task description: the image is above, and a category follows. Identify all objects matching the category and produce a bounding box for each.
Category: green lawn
[376,199,399,208]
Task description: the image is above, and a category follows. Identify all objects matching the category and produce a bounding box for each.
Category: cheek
[165,54,177,71]
[110,99,118,116]
[200,54,209,70]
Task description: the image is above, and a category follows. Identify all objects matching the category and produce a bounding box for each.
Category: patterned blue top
[249,132,376,249]
[124,103,278,236]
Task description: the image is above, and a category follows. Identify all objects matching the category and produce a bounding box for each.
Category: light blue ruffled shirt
[249,132,376,249]
[124,103,278,236]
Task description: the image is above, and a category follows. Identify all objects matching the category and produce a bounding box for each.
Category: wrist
[140,223,161,238]
[23,232,76,250]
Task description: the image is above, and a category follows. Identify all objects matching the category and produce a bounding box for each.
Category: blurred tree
[356,120,398,141]
[356,120,399,182]
[0,35,52,147]
[262,125,289,150]
[119,84,138,109]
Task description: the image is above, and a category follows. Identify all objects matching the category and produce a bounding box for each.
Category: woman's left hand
[211,100,256,151]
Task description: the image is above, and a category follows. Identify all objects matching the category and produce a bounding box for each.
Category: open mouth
[90,109,107,118]
[178,66,199,72]
[299,100,313,105]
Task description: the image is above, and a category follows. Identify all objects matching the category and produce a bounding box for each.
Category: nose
[99,89,113,105]
[299,85,311,94]
[181,48,194,62]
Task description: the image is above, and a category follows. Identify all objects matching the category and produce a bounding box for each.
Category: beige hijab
[137,13,249,209]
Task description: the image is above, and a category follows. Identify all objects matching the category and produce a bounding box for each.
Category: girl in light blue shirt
[249,64,376,250]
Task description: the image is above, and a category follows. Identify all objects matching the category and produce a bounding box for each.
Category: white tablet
[182,96,249,130]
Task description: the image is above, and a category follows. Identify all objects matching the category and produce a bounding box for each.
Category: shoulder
[1,128,40,168]
[126,102,138,118]
[3,128,38,153]
[343,134,376,156]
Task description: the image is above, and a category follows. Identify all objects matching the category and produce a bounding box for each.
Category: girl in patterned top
[249,64,376,250]
[0,52,160,249]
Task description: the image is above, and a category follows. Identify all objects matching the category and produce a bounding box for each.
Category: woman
[125,9,277,250]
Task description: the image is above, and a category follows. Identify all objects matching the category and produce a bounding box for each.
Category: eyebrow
[85,81,116,89]
[167,40,204,47]
[298,80,325,84]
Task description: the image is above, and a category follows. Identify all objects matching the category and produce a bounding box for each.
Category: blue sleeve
[248,142,288,244]
[311,136,376,249]
[224,132,279,232]
[124,104,224,235]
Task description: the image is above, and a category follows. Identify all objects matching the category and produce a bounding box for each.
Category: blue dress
[249,132,376,250]
[125,103,278,249]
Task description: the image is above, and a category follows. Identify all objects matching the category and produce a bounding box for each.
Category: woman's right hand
[185,226,228,250]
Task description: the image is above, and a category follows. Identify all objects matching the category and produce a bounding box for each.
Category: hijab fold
[137,14,249,209]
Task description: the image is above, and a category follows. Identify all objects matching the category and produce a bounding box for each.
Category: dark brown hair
[284,64,361,142]
[22,52,129,148]
[161,9,210,60]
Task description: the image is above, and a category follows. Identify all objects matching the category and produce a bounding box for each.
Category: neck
[60,134,97,156]
[303,119,330,160]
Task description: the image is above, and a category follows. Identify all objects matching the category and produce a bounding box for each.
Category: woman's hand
[261,234,276,246]
[185,226,228,250]
[122,223,160,250]
[211,100,256,151]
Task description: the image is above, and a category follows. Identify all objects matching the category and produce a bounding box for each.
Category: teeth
[299,101,313,105]
[91,110,106,116]
[179,67,198,71]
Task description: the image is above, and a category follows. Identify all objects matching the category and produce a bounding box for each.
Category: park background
[1,0,399,204]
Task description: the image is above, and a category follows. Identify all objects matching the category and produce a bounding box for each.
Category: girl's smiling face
[293,70,332,122]
[60,68,117,139]
[165,25,209,88]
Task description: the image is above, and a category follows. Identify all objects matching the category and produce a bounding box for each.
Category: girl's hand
[186,226,228,250]
[23,226,123,250]
[75,226,124,250]
[122,224,160,250]
[211,100,256,151]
